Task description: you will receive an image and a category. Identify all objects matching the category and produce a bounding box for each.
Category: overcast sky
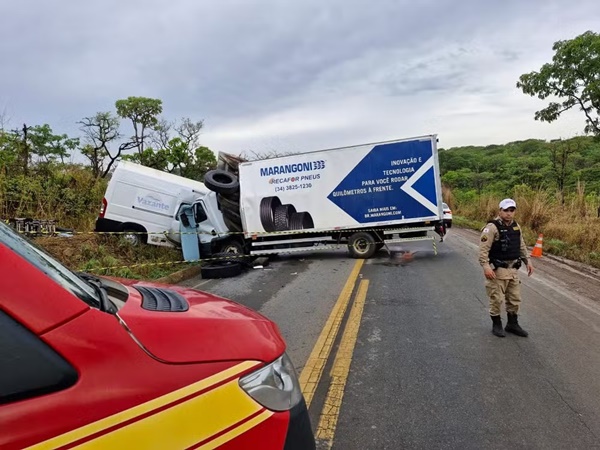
[1,0,599,158]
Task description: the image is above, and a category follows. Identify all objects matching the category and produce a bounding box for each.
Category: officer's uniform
[478,218,528,315]
[478,215,530,337]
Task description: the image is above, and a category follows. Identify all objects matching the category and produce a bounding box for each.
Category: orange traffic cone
[531,233,543,258]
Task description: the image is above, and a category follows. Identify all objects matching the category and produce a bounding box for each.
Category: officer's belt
[490,258,522,269]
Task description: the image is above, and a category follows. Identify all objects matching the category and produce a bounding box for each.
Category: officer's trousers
[485,277,522,316]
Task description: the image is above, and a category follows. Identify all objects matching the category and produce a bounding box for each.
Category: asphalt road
[180,228,600,450]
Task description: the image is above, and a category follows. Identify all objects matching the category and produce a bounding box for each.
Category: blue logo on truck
[327,140,438,223]
[260,160,325,177]
[136,194,170,211]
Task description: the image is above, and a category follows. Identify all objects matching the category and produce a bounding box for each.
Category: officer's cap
[499,198,517,210]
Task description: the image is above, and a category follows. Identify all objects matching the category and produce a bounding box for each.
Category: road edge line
[299,259,364,407]
[315,279,369,447]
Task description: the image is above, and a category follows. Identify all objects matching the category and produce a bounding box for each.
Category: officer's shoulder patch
[513,226,520,231]
[482,227,490,233]
[481,235,488,242]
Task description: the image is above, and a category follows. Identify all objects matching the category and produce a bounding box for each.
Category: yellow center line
[299,259,364,408]
[316,279,370,448]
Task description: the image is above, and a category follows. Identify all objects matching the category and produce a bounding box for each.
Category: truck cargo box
[237,135,443,236]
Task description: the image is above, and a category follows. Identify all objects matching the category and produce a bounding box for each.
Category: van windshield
[0,222,101,309]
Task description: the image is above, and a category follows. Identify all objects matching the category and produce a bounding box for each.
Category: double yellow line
[299,259,370,448]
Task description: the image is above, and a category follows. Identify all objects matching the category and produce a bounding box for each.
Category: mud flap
[179,206,200,262]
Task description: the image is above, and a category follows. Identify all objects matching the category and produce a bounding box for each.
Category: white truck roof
[112,160,210,195]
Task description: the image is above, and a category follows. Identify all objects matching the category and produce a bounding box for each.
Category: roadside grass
[447,188,600,269]
[34,233,191,280]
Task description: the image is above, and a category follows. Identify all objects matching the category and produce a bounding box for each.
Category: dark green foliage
[517,30,600,136]
[439,137,600,196]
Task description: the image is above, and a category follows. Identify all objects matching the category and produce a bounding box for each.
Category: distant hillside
[439,136,600,197]
[438,136,600,269]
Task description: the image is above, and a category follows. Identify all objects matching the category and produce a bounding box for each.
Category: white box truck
[95,135,446,261]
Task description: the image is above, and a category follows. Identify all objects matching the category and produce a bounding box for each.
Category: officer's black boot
[505,312,528,337]
[491,315,506,337]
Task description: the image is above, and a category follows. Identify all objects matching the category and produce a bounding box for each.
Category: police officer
[478,198,534,337]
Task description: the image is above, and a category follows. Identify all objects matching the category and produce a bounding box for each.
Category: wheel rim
[123,232,139,245]
[353,238,370,254]
[223,245,240,254]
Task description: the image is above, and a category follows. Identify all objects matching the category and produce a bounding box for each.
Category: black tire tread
[289,212,314,230]
[260,196,282,232]
[204,170,240,195]
[273,204,296,231]
[201,262,242,279]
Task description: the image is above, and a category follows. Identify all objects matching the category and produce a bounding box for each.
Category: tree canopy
[517,30,600,136]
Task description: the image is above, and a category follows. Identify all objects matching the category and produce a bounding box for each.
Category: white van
[94,161,230,250]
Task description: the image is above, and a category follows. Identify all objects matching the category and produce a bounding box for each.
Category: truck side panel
[238,135,442,235]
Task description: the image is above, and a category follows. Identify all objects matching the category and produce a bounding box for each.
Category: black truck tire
[348,232,377,259]
[217,193,240,212]
[204,170,240,195]
[201,261,243,279]
[216,239,246,256]
[273,204,296,231]
[260,196,282,232]
[223,214,243,233]
[289,212,315,230]
[222,208,242,224]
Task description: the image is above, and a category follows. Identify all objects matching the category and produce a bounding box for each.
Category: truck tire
[217,239,246,256]
[223,214,243,233]
[221,191,240,202]
[289,212,314,230]
[273,204,296,231]
[201,261,243,279]
[204,170,240,195]
[217,193,240,212]
[260,196,282,232]
[222,208,242,224]
[120,224,147,246]
[348,232,377,259]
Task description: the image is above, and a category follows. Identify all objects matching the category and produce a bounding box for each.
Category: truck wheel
[348,232,377,258]
[260,196,282,232]
[121,225,147,246]
[222,208,242,225]
[273,204,296,231]
[289,212,314,230]
[223,215,243,233]
[201,261,243,279]
[218,239,245,255]
[209,252,246,265]
[217,193,240,212]
[204,170,240,195]
[221,191,240,202]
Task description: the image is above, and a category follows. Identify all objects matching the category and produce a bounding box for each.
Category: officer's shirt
[478,218,528,280]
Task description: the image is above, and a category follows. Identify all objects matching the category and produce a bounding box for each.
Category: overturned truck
[96,135,447,276]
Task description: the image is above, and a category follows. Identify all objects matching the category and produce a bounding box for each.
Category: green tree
[0,129,18,174]
[147,117,215,179]
[29,124,79,164]
[517,30,600,136]
[123,147,169,170]
[115,97,163,156]
[11,124,79,172]
[549,138,583,204]
[78,112,128,178]
[441,168,474,189]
